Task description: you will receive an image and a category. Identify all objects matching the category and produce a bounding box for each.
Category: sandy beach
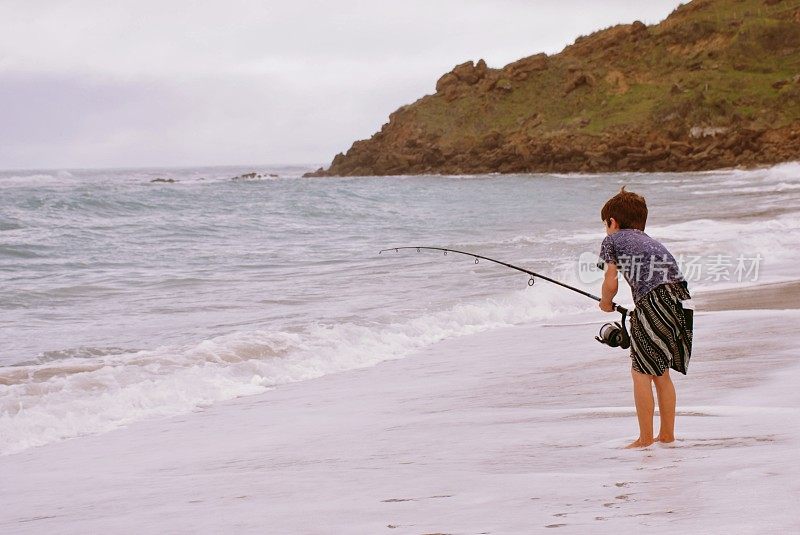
[2,282,799,534]
[693,280,800,312]
[4,0,800,531]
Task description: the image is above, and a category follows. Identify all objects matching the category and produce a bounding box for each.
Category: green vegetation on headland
[306,0,800,176]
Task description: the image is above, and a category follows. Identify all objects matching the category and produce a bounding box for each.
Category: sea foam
[0,281,586,455]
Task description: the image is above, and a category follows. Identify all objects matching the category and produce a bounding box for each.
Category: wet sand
[2,300,799,533]
[694,280,800,311]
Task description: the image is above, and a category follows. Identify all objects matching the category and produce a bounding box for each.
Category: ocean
[2,163,800,455]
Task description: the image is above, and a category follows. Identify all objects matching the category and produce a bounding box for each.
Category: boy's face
[604,217,620,236]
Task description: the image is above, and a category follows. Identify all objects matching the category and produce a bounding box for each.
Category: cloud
[0,0,682,169]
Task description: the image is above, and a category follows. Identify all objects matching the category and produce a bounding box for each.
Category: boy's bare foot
[655,435,675,444]
[624,438,654,449]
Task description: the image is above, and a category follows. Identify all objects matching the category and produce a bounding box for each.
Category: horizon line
[0,162,326,174]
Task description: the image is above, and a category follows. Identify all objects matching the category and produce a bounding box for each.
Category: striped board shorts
[629,280,693,376]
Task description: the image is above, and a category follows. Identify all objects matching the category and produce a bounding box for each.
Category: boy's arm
[599,262,618,312]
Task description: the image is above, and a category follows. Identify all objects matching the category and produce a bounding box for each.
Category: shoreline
[306,159,800,178]
[2,280,799,532]
[3,160,796,178]
[694,280,800,312]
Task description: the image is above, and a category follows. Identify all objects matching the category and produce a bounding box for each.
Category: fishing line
[379,246,630,349]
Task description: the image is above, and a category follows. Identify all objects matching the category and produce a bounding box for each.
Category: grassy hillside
[307,0,800,176]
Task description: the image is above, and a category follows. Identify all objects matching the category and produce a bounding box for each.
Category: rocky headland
[306,0,800,176]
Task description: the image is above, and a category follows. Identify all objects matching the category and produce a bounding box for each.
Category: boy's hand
[599,299,615,313]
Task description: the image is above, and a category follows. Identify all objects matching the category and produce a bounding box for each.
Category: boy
[597,186,693,449]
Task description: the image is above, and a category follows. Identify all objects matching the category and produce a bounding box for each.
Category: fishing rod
[379,246,628,314]
[379,246,631,350]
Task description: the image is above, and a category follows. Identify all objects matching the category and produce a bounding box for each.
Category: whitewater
[2,163,800,456]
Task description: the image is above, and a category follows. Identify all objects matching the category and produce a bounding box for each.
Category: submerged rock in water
[232,172,259,181]
[231,172,279,181]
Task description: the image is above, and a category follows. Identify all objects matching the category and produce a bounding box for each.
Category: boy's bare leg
[653,369,676,443]
[626,368,655,448]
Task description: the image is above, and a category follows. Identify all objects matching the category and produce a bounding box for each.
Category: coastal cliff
[306,0,800,176]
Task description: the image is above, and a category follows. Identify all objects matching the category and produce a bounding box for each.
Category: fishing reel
[595,310,630,349]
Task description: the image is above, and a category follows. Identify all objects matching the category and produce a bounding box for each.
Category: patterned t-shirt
[598,228,686,303]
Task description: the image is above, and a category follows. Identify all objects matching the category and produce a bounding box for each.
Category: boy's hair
[601,186,648,230]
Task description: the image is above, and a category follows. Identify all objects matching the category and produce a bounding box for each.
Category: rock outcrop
[306,0,800,177]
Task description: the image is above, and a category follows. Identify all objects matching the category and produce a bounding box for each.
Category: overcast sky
[0,0,682,170]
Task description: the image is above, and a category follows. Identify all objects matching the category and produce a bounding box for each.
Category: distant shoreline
[305,159,800,178]
[1,160,796,178]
